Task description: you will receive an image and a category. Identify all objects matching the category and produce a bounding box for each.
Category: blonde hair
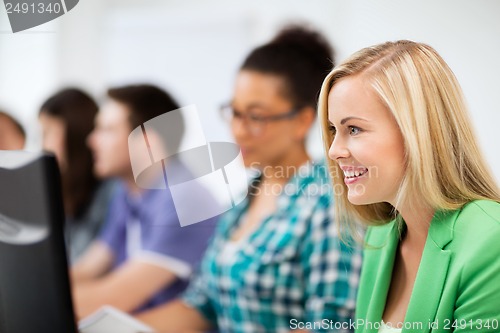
[319,40,500,235]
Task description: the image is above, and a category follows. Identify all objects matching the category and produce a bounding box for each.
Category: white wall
[0,9,59,148]
[1,0,499,181]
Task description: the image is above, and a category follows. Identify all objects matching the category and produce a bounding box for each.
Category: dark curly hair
[241,24,335,110]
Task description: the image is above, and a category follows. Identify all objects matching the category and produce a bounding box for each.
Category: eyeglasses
[219,104,300,136]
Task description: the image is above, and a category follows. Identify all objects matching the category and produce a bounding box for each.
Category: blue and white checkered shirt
[183,160,362,333]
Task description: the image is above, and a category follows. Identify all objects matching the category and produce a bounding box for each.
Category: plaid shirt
[183,160,362,333]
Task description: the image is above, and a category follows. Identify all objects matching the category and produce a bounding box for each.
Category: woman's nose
[328,136,350,161]
[231,117,250,139]
[86,130,96,149]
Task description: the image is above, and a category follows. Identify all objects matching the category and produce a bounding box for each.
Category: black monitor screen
[0,151,76,333]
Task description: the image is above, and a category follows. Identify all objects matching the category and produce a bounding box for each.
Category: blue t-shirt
[100,180,218,312]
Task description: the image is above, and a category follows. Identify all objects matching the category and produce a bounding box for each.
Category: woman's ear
[294,106,316,141]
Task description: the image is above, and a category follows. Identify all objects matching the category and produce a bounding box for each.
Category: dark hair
[241,25,334,109]
[107,84,184,153]
[40,88,99,218]
[0,111,26,139]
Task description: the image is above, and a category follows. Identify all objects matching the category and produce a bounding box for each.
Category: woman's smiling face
[327,75,406,206]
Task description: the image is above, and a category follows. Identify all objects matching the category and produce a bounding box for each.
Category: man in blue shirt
[71,84,217,318]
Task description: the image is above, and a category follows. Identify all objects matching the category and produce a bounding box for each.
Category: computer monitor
[0,151,76,333]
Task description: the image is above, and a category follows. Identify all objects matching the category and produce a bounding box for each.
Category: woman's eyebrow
[340,116,369,125]
[244,102,268,110]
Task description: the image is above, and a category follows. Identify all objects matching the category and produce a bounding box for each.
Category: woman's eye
[349,126,362,135]
[328,125,336,134]
[233,110,244,119]
[249,114,264,122]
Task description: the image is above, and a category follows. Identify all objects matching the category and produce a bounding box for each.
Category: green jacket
[356,200,500,333]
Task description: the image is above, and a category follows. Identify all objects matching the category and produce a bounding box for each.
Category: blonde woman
[319,40,500,333]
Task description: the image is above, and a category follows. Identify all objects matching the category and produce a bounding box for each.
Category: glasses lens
[220,105,265,136]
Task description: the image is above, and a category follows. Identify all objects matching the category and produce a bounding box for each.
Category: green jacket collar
[361,209,461,332]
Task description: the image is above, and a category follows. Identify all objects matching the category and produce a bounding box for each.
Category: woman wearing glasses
[137,26,362,332]
[320,41,500,332]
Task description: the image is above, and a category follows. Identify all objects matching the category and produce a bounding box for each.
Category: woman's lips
[341,167,369,185]
[240,148,252,157]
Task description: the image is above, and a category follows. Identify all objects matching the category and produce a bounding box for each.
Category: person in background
[0,110,25,150]
[137,25,362,333]
[320,40,500,333]
[39,88,115,262]
[71,84,217,319]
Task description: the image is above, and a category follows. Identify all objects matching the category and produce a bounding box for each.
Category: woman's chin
[347,188,371,205]
[347,196,364,205]
[347,193,381,206]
